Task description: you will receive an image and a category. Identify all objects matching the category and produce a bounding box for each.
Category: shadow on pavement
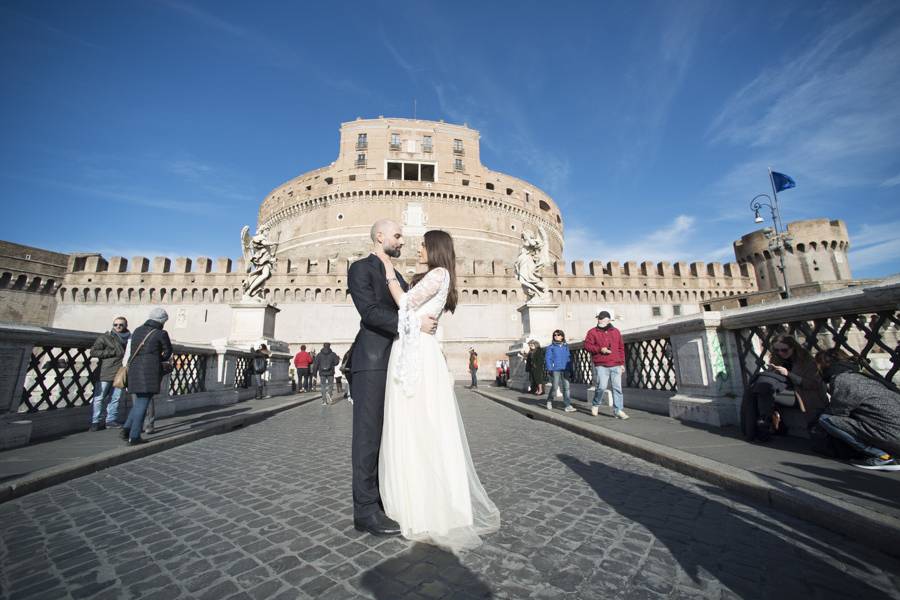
[361,543,492,599]
[774,461,900,513]
[558,453,899,600]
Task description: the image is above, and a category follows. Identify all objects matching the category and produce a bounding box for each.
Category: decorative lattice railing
[233,354,252,389]
[19,345,99,412]
[733,310,900,392]
[568,340,677,391]
[168,352,209,396]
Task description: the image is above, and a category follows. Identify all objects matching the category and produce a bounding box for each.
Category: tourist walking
[88,316,130,430]
[545,330,574,412]
[293,345,313,392]
[816,348,900,471]
[251,345,270,399]
[584,310,628,419]
[525,340,547,395]
[312,342,341,405]
[120,308,172,445]
[468,349,479,388]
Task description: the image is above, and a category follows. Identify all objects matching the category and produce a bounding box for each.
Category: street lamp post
[749,193,793,299]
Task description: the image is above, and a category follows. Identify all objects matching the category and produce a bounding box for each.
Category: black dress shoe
[354,512,401,536]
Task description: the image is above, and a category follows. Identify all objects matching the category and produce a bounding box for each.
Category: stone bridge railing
[0,324,293,449]
[509,277,900,425]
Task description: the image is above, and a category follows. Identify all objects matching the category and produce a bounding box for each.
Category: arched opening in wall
[565,290,572,301]
[43,279,56,293]
[325,289,334,302]
[12,274,27,290]
[160,289,167,302]
[127,288,135,303]
[472,290,480,301]
[461,290,469,302]
[103,288,112,302]
[539,200,551,211]
[797,243,806,253]
[335,289,345,302]
[510,290,518,301]
[305,288,313,301]
[0,272,11,288]
[501,290,508,302]
[699,291,706,299]
[315,288,322,302]
[491,290,499,301]
[149,288,157,303]
[573,290,581,301]
[27,277,41,292]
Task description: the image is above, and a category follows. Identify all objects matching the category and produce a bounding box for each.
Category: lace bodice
[393,267,450,396]
[403,267,450,321]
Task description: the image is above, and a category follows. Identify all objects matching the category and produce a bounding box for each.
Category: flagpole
[767,167,791,299]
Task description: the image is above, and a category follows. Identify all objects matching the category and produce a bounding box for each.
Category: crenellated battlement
[56,250,756,308]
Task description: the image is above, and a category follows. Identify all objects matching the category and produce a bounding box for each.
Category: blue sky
[1,0,898,278]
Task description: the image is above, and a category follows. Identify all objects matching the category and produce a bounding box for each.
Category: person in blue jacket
[545,329,575,412]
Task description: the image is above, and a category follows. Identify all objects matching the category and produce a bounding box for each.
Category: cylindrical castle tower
[256,117,564,266]
[733,219,852,292]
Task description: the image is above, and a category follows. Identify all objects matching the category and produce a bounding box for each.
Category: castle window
[453,139,464,155]
[324,177,333,185]
[506,188,513,195]
[486,183,494,191]
[556,214,562,224]
[673,304,682,316]
[462,179,469,186]
[525,192,531,202]
[421,164,435,182]
[390,133,401,150]
[356,154,366,167]
[387,162,402,180]
[539,200,550,211]
[423,136,433,152]
[652,306,662,317]
[403,163,418,181]
[356,133,367,150]
[349,174,356,181]
[454,158,463,172]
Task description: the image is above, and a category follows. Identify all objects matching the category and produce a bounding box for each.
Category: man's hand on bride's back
[419,315,438,335]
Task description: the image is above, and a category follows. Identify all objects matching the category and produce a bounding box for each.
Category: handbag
[112,330,157,389]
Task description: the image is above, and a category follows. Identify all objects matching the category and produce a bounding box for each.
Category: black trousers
[351,369,388,519]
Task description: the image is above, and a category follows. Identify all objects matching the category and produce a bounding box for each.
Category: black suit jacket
[348,254,408,372]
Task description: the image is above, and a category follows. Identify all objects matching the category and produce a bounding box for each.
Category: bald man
[347,219,437,536]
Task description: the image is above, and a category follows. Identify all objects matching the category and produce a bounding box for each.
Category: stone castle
[0,118,855,375]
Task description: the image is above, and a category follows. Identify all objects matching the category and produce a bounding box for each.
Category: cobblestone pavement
[1,387,899,600]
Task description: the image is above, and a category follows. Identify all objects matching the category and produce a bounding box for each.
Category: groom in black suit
[347,219,437,536]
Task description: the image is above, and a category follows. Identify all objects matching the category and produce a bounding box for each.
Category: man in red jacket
[583,310,628,419]
[293,345,313,392]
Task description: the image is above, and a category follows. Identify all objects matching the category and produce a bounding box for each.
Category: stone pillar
[0,339,34,449]
[228,303,280,346]
[665,313,743,426]
[507,302,560,392]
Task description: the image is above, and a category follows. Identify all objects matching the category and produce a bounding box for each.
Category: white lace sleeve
[393,268,449,397]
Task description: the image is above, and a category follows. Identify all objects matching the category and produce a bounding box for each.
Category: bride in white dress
[376,230,501,552]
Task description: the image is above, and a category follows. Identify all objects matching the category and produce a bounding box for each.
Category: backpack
[253,356,267,374]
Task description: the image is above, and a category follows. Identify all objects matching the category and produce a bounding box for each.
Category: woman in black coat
[121,308,172,445]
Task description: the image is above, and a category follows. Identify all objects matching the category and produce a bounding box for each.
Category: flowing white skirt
[379,333,501,552]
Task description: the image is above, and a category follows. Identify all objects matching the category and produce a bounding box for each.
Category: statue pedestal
[507,302,560,392]
[517,302,560,344]
[227,302,283,350]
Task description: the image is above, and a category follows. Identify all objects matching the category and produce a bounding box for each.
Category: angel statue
[240,226,279,301]
[515,226,551,301]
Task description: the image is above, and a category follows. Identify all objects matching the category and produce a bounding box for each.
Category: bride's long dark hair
[410,230,458,313]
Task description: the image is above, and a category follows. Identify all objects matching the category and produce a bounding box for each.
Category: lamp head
[754,214,764,224]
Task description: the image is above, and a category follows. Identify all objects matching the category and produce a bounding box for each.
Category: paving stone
[2,390,900,600]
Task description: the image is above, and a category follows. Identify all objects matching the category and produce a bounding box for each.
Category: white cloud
[708,4,900,189]
[849,220,900,272]
[881,173,900,187]
[563,215,737,265]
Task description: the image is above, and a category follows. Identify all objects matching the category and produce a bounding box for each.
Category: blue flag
[771,171,796,192]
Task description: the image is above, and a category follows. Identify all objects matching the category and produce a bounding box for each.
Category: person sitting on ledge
[740,334,827,442]
[815,348,900,472]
